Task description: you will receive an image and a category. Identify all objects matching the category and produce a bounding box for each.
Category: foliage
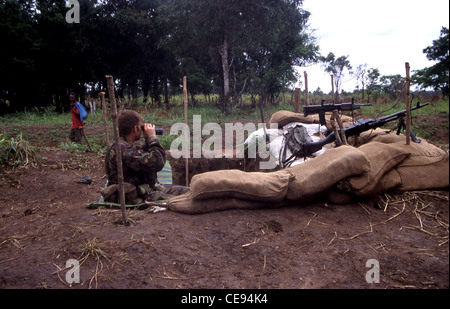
[0,0,318,114]
[412,27,449,97]
[160,0,318,112]
[319,53,352,97]
[0,132,35,167]
[0,1,448,116]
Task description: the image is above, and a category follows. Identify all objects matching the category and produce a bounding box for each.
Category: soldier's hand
[142,123,156,139]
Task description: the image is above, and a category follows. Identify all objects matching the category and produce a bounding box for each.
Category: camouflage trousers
[142,184,191,202]
[102,183,190,204]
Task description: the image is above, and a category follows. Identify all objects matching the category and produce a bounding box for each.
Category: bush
[0,132,35,167]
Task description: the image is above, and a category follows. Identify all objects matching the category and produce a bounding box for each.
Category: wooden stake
[332,110,348,145]
[80,128,93,152]
[405,62,411,145]
[294,88,300,113]
[330,113,342,145]
[183,76,189,187]
[331,75,335,103]
[99,92,110,146]
[304,71,310,106]
[105,75,128,225]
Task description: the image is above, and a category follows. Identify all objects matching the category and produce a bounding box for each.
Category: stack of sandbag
[168,109,449,214]
[336,129,449,199]
[168,146,371,214]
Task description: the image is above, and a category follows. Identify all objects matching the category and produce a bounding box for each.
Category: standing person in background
[69,92,84,143]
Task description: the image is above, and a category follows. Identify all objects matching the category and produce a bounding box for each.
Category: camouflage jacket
[106,136,166,189]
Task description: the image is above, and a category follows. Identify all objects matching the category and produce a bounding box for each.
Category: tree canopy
[413,27,449,97]
[0,0,318,113]
[1,1,447,115]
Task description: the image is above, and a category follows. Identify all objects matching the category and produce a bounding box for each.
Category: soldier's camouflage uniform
[104,136,190,203]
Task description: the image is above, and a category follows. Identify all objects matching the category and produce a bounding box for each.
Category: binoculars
[141,125,163,135]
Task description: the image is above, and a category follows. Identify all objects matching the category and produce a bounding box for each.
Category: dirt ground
[0,124,448,290]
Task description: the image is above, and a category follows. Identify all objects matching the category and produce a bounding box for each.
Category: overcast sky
[296,0,450,93]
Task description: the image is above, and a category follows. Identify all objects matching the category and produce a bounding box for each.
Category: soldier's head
[118,110,144,140]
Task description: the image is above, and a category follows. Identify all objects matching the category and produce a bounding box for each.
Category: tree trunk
[164,79,169,106]
[218,37,231,113]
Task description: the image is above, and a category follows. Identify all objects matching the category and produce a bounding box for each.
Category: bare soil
[0,124,448,290]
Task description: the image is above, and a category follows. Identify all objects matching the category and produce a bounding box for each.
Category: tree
[380,74,404,99]
[365,68,381,103]
[320,53,352,102]
[413,26,449,97]
[160,0,317,112]
[1,0,318,113]
[0,0,39,112]
[354,64,369,101]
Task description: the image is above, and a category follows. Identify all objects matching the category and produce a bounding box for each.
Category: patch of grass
[0,106,71,126]
[0,132,35,167]
[1,98,448,154]
[360,99,449,118]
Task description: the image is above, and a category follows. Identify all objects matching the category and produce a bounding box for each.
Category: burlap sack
[269,110,314,128]
[354,128,406,145]
[190,169,294,202]
[285,145,370,201]
[269,110,353,131]
[393,140,449,191]
[340,142,411,197]
[347,134,449,194]
[168,191,296,214]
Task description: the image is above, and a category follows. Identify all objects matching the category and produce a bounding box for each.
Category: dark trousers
[70,128,83,143]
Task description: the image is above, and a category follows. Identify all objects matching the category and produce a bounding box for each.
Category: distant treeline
[1,1,447,115]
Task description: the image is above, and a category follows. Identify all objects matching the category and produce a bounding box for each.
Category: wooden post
[80,128,93,152]
[105,75,128,225]
[330,113,342,145]
[331,75,335,103]
[405,62,411,145]
[294,88,301,113]
[183,76,189,187]
[99,92,110,147]
[304,71,310,106]
[332,110,348,145]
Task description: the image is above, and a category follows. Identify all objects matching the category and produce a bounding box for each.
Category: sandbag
[393,139,449,191]
[285,145,370,201]
[269,110,353,132]
[190,169,294,202]
[167,191,294,214]
[354,128,406,145]
[269,110,314,128]
[340,142,411,197]
[347,133,449,194]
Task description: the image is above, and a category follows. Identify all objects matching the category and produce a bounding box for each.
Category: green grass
[0,132,35,167]
[0,98,448,155]
[360,100,449,118]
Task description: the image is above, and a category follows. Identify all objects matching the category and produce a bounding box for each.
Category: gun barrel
[303,103,372,116]
[375,102,429,124]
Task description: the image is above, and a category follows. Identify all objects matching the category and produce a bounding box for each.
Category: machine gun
[303,99,372,126]
[285,102,429,160]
